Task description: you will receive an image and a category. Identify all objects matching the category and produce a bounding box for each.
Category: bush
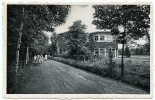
[53,57,109,77]
[124,46,131,57]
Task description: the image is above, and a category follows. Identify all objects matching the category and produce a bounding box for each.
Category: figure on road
[33,55,37,65]
[45,54,47,61]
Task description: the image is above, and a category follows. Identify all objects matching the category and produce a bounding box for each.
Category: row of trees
[7,5,71,93]
[8,5,71,73]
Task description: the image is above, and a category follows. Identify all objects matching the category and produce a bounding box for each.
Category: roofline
[58,31,111,35]
[89,31,111,34]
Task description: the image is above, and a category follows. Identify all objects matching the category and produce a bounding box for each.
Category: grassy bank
[52,56,150,92]
[7,60,33,94]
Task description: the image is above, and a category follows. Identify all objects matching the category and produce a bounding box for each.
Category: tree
[49,32,58,56]
[67,20,88,55]
[7,5,71,73]
[92,5,150,77]
[124,46,131,57]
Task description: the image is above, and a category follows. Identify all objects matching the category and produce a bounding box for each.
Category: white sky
[54,5,104,34]
[45,5,148,45]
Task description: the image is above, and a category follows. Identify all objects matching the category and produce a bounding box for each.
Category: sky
[49,5,105,35]
[46,5,103,43]
[46,5,148,45]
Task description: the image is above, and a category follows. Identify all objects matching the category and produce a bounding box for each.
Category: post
[105,48,106,56]
[117,49,118,57]
[121,37,125,78]
[109,47,112,65]
[98,48,100,55]
[115,49,116,58]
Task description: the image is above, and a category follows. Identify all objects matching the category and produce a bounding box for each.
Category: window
[94,48,99,55]
[100,36,105,41]
[106,35,112,41]
[60,49,62,54]
[94,36,98,41]
[100,48,104,54]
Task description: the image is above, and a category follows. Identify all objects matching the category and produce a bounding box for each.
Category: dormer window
[94,36,98,42]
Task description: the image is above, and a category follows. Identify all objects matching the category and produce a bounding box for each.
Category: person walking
[33,55,37,66]
[40,55,43,63]
[45,54,47,61]
[37,55,40,64]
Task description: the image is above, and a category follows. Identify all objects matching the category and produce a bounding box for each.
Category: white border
[1,1,154,99]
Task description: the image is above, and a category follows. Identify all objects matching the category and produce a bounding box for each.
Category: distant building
[56,31,118,57]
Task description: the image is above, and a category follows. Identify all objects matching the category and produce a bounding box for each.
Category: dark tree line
[7,5,70,93]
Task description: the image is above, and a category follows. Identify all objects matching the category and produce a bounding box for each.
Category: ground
[15,59,149,94]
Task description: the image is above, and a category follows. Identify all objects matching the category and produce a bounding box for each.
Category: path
[16,59,148,94]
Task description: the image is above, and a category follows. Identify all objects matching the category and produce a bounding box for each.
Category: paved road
[17,59,148,94]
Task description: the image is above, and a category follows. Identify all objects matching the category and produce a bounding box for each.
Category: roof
[93,42,118,49]
[90,31,111,35]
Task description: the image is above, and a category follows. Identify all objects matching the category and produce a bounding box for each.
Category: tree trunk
[26,46,29,63]
[121,40,125,77]
[15,8,24,74]
[15,22,24,73]
[146,30,150,43]
[22,43,27,68]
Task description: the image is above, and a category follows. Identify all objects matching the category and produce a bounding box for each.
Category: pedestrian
[45,54,47,60]
[33,55,37,65]
[37,55,40,64]
[40,55,43,63]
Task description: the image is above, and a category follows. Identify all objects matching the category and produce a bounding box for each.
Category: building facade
[56,31,118,57]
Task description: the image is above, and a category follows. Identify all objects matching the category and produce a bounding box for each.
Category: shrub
[124,46,131,57]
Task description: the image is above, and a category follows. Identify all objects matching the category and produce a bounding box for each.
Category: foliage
[92,5,150,40]
[92,5,150,76]
[135,47,143,55]
[7,5,71,93]
[124,46,131,57]
[53,57,109,77]
[53,56,150,91]
[48,32,58,56]
[67,20,90,55]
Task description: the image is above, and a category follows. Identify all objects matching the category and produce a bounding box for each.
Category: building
[56,31,118,57]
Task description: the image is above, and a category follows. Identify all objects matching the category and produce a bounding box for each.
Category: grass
[52,55,150,92]
[113,56,150,91]
[7,60,33,94]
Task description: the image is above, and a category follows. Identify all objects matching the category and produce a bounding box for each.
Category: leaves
[92,5,150,40]
[67,20,89,55]
[7,5,71,59]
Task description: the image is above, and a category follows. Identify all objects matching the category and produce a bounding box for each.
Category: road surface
[16,59,148,94]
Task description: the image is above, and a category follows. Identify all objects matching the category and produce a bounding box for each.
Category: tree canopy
[7,5,71,58]
[66,20,90,55]
[7,5,71,90]
[92,5,150,77]
[92,5,150,41]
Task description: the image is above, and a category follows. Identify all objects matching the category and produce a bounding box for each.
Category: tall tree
[92,5,150,77]
[49,32,58,56]
[7,5,71,73]
[67,20,88,55]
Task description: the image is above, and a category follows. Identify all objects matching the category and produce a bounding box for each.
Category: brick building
[56,31,118,57]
